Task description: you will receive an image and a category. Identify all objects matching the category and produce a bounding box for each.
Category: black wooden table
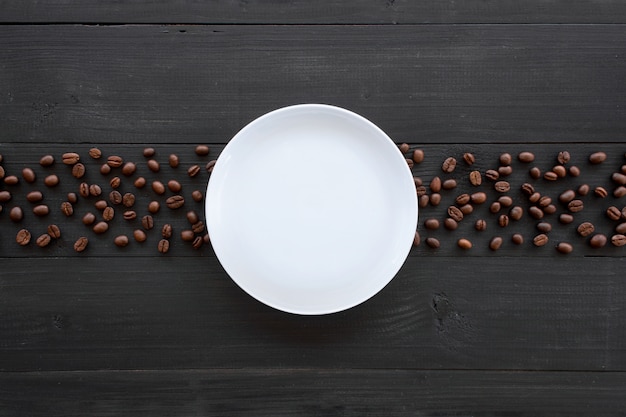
[2,2,626,415]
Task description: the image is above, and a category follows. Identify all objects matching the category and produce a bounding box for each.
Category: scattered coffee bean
[10,206,23,222]
[469,170,482,186]
[559,213,574,224]
[557,151,571,165]
[589,151,607,164]
[533,233,549,247]
[152,181,165,195]
[578,184,590,196]
[16,228,31,246]
[611,234,626,247]
[552,165,567,178]
[134,177,146,189]
[147,159,160,172]
[74,236,88,252]
[529,166,542,179]
[203,233,210,244]
[528,206,544,220]
[89,148,102,159]
[122,193,135,208]
[157,239,170,253]
[107,155,123,168]
[612,172,626,185]
[521,183,535,196]
[82,212,96,225]
[447,206,463,222]
[114,235,129,247]
[192,190,203,202]
[559,190,576,204]
[498,165,513,177]
[455,193,471,206]
[413,231,421,246]
[500,153,512,166]
[538,196,552,207]
[412,149,424,163]
[594,186,608,198]
[543,204,557,215]
[509,206,524,221]
[141,215,154,230]
[518,151,535,163]
[39,154,55,166]
[102,206,115,221]
[567,199,584,213]
[89,184,102,197]
[429,193,442,206]
[494,181,510,193]
[489,236,503,251]
[109,190,122,205]
[0,165,5,179]
[577,222,595,237]
[485,169,499,181]
[62,152,80,165]
[457,238,472,250]
[441,157,456,173]
[181,229,195,242]
[399,143,410,153]
[148,200,160,214]
[100,163,112,175]
[22,167,36,183]
[43,174,59,187]
[96,200,108,211]
[475,219,487,231]
[607,206,622,221]
[167,180,182,193]
[71,163,86,179]
[536,222,552,233]
[543,171,558,181]
[589,233,608,248]
[470,192,487,204]
[498,196,513,207]
[123,210,137,220]
[67,192,78,204]
[419,195,429,208]
[528,192,541,204]
[414,177,423,186]
[415,186,427,197]
[498,214,510,228]
[133,229,147,242]
[122,162,136,176]
[426,237,440,249]
[143,147,155,158]
[617,223,626,234]
[110,176,121,189]
[463,152,475,165]
[166,195,185,209]
[187,165,201,177]
[192,236,204,249]
[36,233,52,248]
[429,177,442,193]
[490,201,501,213]
[4,175,18,185]
[47,224,61,239]
[192,221,205,234]
[92,221,109,234]
[33,204,49,216]
[556,242,573,254]
[424,218,440,230]
[444,218,458,230]
[162,224,173,239]
[206,160,217,172]
[569,166,581,177]
[195,145,210,156]
[459,204,474,215]
[0,190,12,202]
[511,233,524,245]
[25,190,43,202]
[169,154,180,168]
[186,210,199,224]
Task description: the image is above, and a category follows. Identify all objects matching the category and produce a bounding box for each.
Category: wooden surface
[1,2,626,416]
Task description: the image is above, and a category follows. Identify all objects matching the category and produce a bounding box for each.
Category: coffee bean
[607,206,622,221]
[463,152,475,165]
[569,166,581,177]
[511,233,524,245]
[447,206,463,222]
[528,206,544,220]
[509,206,524,221]
[498,153,511,166]
[33,204,49,216]
[152,181,166,195]
[533,233,549,247]
[82,212,96,225]
[162,223,173,239]
[133,229,147,242]
[134,177,146,189]
[92,221,109,234]
[617,223,626,234]
[559,213,574,224]
[470,192,487,204]
[74,236,88,252]
[44,174,59,187]
[192,236,204,249]
[589,152,607,164]
[67,192,78,204]
[10,206,23,222]
[187,165,201,177]
[412,149,424,163]
[568,199,584,213]
[122,162,136,176]
[455,193,470,206]
[22,168,36,183]
[0,190,12,202]
[498,214,509,227]
[611,234,626,247]
[459,204,474,215]
[594,186,608,198]
[47,224,61,239]
[424,218,440,230]
[167,180,182,193]
[123,210,137,220]
[557,151,571,164]
[578,184,590,196]
[0,165,5,179]
[103,206,115,221]
[143,147,155,158]
[543,204,557,215]
[498,165,513,177]
[559,190,576,204]
[485,169,499,181]
[114,235,129,247]
[490,201,501,213]
[110,176,121,189]
[498,196,513,207]
[577,221,595,237]
[192,190,203,202]
[489,236,503,251]
[528,192,541,204]
[147,159,160,172]
[536,222,552,233]
[195,145,210,156]
[109,190,122,205]
[62,152,80,165]
[71,163,86,179]
[469,170,482,186]
[543,171,558,181]
[203,233,210,244]
[418,194,429,208]
[36,233,52,248]
[589,233,607,248]
[415,186,427,197]
[100,164,111,175]
[89,148,102,159]
[612,172,626,185]
[61,201,74,217]
[158,239,170,254]
[186,210,199,224]
[444,218,458,230]
[89,184,102,197]
[520,183,535,196]
[552,165,567,178]
[538,196,552,207]
[166,195,185,210]
[475,219,487,231]
[518,151,535,163]
[529,166,542,179]
[494,181,510,193]
[192,221,205,234]
[148,201,160,214]
[429,193,442,206]
[107,155,123,168]
[181,229,195,241]
[457,238,472,250]
[429,177,441,193]
[441,157,456,173]
[413,231,421,246]
[95,200,108,210]
[399,143,410,153]
[39,154,55,166]
[169,154,180,168]
[122,193,135,208]
[141,215,154,230]
[4,175,18,185]
[426,237,440,249]
[16,229,31,246]
[206,160,217,172]
[556,242,573,254]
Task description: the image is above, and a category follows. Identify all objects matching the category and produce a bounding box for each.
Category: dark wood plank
[1,25,626,144]
[0,369,625,416]
[1,256,625,372]
[2,0,626,24]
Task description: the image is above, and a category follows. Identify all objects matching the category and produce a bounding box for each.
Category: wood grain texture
[1,369,625,416]
[2,0,626,24]
[1,25,626,144]
[1,256,625,372]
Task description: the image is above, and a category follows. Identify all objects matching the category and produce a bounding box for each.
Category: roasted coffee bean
[134,176,146,189]
[33,204,49,216]
[577,184,590,196]
[577,221,595,237]
[16,229,31,246]
[509,206,524,221]
[123,210,137,220]
[89,184,102,197]
[107,155,123,167]
[169,154,180,168]
[594,186,608,198]
[498,214,509,227]
[94,199,106,210]
[206,160,217,172]
[444,218,458,230]
[611,234,626,247]
[152,181,166,195]
[67,192,78,204]
[414,177,423,187]
[133,229,147,242]
[0,165,5,179]
[102,206,115,221]
[536,222,552,233]
[617,223,626,234]
[0,190,12,202]
[418,195,429,208]
[192,235,204,249]
[498,165,513,177]
[499,153,512,166]
[441,157,456,173]
[529,192,541,204]
[36,233,52,248]
[589,233,607,248]
[142,215,154,230]
[424,218,440,230]
[399,143,410,153]
[89,148,102,159]
[110,176,121,189]
[455,193,470,206]
[4,175,19,185]
[147,159,160,172]
[459,204,474,215]
[10,206,23,222]
[475,219,487,231]
[556,242,573,254]
[559,189,576,204]
[511,233,524,245]
[191,190,203,202]
[490,201,501,213]
[44,174,59,187]
[186,210,199,224]
[62,152,80,165]
[463,152,475,165]
[82,212,96,225]
[494,181,510,193]
[74,236,88,252]
[47,224,61,239]
[415,186,427,197]
[412,149,424,163]
[192,221,205,234]
[167,180,182,193]
[489,236,503,251]
[203,233,210,244]
[93,221,109,234]
[22,167,36,183]
[429,177,441,193]
[72,163,86,179]
[543,171,558,181]
[61,201,74,217]
[520,183,535,196]
[538,196,552,207]
[612,172,626,185]
[518,151,535,163]
[195,145,210,156]
[498,196,513,207]
[187,165,201,177]
[143,147,155,158]
[148,201,160,214]
[413,231,421,246]
[166,195,185,209]
[569,166,581,177]
[109,190,122,205]
[470,192,487,204]
[529,166,542,179]
[426,237,440,249]
[559,213,574,224]
[447,206,463,222]
[557,151,571,164]
[429,193,442,206]
[469,170,482,186]
[607,206,622,221]
[122,193,135,208]
[441,178,458,191]
[181,229,195,242]
[122,162,136,176]
[100,163,111,175]
[533,233,549,247]
[543,204,557,215]
[39,154,55,166]
[162,223,173,239]
[552,165,567,178]
[158,239,170,254]
[589,151,607,164]
[528,206,544,220]
[114,235,129,247]
[485,169,499,181]
[457,238,472,250]
[568,199,584,213]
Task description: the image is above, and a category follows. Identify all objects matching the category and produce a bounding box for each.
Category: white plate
[206,104,417,315]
